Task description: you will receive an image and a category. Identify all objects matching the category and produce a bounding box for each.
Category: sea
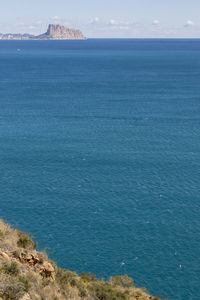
[0,39,200,300]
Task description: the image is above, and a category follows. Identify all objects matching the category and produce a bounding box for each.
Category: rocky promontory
[0,24,86,40]
[0,219,162,300]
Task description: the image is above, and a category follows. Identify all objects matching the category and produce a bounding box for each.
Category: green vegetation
[17,232,37,250]
[55,268,87,297]
[88,281,128,300]
[56,268,78,287]
[18,276,31,292]
[81,272,97,282]
[110,275,134,288]
[0,281,25,300]
[0,262,19,276]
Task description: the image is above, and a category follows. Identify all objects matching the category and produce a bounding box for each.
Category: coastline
[0,219,162,300]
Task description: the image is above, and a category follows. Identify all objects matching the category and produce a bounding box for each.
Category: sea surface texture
[0,39,200,300]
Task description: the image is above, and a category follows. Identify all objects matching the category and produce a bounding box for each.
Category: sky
[0,0,200,38]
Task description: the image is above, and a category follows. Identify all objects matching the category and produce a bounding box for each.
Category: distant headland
[0,24,86,40]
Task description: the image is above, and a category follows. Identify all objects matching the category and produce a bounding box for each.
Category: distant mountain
[0,24,86,40]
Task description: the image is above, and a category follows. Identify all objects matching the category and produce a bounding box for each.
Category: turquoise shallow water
[0,39,200,299]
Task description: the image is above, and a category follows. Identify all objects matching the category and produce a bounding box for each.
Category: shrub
[17,232,37,250]
[0,230,4,239]
[1,262,19,276]
[0,281,25,300]
[42,277,51,287]
[81,272,90,282]
[75,281,87,298]
[110,275,134,288]
[38,251,48,264]
[88,281,127,300]
[56,268,87,297]
[19,276,31,292]
[81,272,96,282]
[56,268,78,287]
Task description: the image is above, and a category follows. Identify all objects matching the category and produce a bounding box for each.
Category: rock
[25,253,39,266]
[20,294,31,300]
[13,250,39,266]
[44,24,86,40]
[40,261,55,279]
[0,251,9,260]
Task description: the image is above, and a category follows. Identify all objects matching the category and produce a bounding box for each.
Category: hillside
[0,219,162,300]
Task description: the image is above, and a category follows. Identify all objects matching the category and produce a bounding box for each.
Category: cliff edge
[0,219,163,300]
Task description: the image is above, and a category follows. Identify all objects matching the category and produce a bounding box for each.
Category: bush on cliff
[17,232,37,250]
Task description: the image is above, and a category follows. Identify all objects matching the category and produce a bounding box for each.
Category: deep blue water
[0,39,200,299]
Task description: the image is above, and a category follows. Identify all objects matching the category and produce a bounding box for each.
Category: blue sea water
[0,39,200,299]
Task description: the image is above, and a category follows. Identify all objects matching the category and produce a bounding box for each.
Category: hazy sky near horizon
[0,0,200,37]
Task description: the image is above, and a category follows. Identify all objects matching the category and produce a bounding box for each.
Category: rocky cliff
[37,24,86,40]
[0,24,86,40]
[46,24,85,40]
[0,219,162,300]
